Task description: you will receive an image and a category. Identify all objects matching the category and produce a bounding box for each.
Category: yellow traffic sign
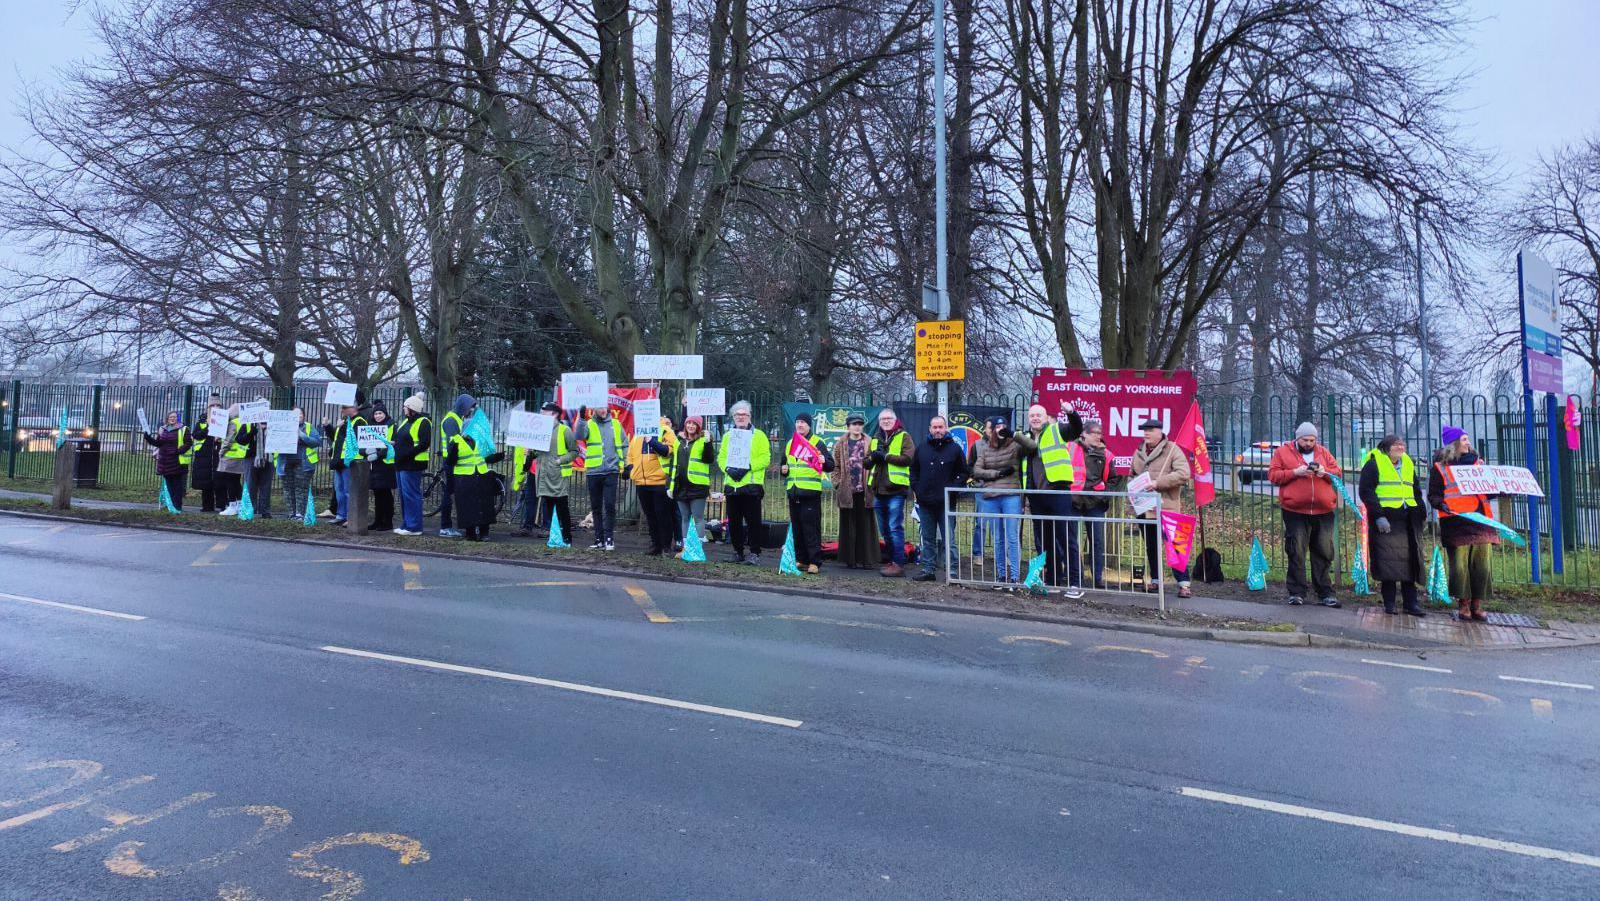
[915,320,965,381]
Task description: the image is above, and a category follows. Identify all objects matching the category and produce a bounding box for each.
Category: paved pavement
[2,513,1599,898]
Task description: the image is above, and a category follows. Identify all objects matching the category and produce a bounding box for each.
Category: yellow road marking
[404,579,588,591]
[1408,686,1503,716]
[1176,656,1213,677]
[1000,635,1071,648]
[190,541,230,567]
[401,560,423,591]
[626,584,672,623]
[772,614,937,636]
[1531,698,1554,718]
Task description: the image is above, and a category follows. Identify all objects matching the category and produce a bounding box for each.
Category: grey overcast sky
[4,0,1596,181]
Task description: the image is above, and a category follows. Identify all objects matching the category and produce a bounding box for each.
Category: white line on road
[320,645,803,728]
[1361,659,1452,673]
[1180,787,1600,869]
[1498,675,1595,691]
[0,591,146,621]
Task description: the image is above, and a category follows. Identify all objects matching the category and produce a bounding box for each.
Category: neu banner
[1031,368,1198,474]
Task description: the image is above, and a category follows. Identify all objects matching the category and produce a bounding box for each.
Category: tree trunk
[1294,173,1321,424]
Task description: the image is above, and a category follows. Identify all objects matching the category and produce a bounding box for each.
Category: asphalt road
[2,513,1598,900]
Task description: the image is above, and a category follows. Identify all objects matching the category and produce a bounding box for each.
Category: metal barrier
[942,487,1168,611]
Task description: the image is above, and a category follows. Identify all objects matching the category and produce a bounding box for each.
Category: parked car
[1233,440,1280,485]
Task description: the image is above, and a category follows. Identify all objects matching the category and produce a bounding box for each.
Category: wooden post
[349,459,371,534]
[52,441,74,510]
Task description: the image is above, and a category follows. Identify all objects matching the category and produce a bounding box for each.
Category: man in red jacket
[1267,422,1344,607]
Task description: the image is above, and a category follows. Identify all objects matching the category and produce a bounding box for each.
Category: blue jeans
[916,503,955,575]
[397,469,424,531]
[977,494,1023,580]
[332,468,350,519]
[875,493,907,565]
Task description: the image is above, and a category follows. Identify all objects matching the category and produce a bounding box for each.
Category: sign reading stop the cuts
[1031,368,1197,474]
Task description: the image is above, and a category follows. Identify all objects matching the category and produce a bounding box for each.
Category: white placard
[136,408,151,435]
[505,410,553,451]
[1489,465,1544,497]
[264,410,301,454]
[633,354,704,381]
[356,425,389,451]
[207,406,230,439]
[685,388,726,417]
[561,371,610,410]
[723,427,754,470]
[633,399,662,438]
[1127,471,1159,515]
[239,400,270,424]
[324,381,358,406]
[1449,465,1504,497]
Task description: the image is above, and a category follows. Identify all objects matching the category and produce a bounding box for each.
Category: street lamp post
[932,0,949,418]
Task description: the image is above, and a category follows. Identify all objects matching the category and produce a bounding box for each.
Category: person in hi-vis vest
[1359,434,1426,616]
[718,400,772,564]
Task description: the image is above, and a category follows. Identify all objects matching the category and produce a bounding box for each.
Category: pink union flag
[789,433,826,473]
[1159,510,1198,573]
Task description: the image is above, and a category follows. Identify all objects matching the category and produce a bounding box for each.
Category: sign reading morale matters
[632,398,662,438]
[684,388,726,417]
[356,425,389,451]
[264,410,300,454]
[914,320,965,381]
[504,410,553,451]
[239,400,271,424]
[324,381,358,406]
[633,354,704,381]
[561,371,610,410]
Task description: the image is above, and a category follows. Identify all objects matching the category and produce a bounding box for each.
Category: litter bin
[70,437,101,488]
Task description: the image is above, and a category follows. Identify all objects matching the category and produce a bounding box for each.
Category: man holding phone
[1267,422,1344,606]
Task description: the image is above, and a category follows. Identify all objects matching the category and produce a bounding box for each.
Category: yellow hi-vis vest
[869,432,911,487]
[666,436,712,487]
[1020,422,1076,486]
[512,424,573,492]
[718,428,772,490]
[583,417,626,471]
[451,430,486,476]
[1368,450,1416,508]
[175,426,193,466]
[785,434,828,493]
[405,415,431,463]
[440,410,463,456]
[223,421,251,459]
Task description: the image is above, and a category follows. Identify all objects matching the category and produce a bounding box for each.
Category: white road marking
[1361,659,1452,673]
[320,646,803,728]
[1181,787,1600,869]
[0,591,146,621]
[1498,675,1595,691]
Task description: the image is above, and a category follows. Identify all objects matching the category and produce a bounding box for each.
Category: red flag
[1176,401,1215,507]
[788,433,825,473]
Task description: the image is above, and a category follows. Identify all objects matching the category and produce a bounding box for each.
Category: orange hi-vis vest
[1435,460,1493,518]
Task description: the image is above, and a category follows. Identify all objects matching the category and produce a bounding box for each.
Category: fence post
[90,385,103,434]
[183,385,195,429]
[6,380,20,479]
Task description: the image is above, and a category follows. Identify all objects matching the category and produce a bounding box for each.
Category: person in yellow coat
[628,417,678,555]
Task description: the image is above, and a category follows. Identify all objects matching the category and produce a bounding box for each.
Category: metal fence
[5,380,1595,590]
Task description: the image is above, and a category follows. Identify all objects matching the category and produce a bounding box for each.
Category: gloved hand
[623,464,634,480]
[727,468,749,481]
[1376,517,1392,534]
[995,464,1014,478]
[484,451,506,465]
[996,426,1012,441]
[366,452,379,462]
[868,450,886,465]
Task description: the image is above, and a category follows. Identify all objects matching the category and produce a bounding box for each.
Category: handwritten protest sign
[356,425,389,451]
[505,410,553,451]
[561,371,609,410]
[724,428,754,470]
[136,408,151,435]
[239,400,270,424]
[324,382,358,406]
[633,399,662,438]
[264,410,300,454]
[208,406,230,438]
[633,355,704,381]
[685,388,726,417]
